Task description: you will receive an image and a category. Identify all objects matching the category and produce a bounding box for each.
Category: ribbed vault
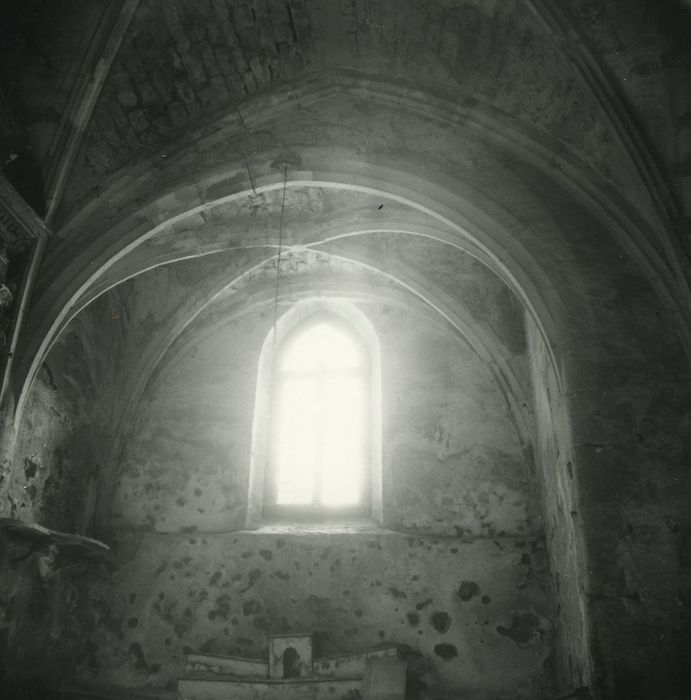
[0,5,690,700]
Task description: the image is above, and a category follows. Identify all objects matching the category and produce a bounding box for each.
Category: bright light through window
[270,321,367,508]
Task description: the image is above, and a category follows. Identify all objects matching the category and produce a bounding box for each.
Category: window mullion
[314,370,326,507]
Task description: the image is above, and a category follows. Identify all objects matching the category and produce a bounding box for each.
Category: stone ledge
[240,519,388,535]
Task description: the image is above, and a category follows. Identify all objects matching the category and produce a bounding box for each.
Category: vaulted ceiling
[1,0,689,220]
[0,0,688,428]
[1,6,691,698]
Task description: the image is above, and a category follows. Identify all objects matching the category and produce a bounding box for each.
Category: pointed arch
[247,298,382,527]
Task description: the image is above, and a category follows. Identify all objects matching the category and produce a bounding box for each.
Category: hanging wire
[272,164,289,337]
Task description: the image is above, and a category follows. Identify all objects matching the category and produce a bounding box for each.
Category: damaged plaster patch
[128,642,147,670]
[434,643,458,660]
[497,612,540,645]
[407,611,420,626]
[456,581,479,601]
[23,457,39,481]
[430,611,451,633]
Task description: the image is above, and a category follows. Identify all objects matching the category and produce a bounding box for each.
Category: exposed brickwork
[1,0,688,234]
[72,0,312,181]
[61,0,626,221]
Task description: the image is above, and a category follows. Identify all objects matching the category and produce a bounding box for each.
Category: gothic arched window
[248,300,382,525]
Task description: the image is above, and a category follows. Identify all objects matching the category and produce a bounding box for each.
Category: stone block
[167,101,188,128]
[362,657,407,700]
[127,109,150,134]
[209,76,230,103]
[186,651,268,677]
[202,45,221,77]
[182,53,208,88]
[117,85,139,110]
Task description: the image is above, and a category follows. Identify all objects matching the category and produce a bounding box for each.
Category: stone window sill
[241,519,390,535]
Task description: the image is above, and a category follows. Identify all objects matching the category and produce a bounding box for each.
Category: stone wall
[0,529,97,698]
[0,293,122,698]
[60,0,635,222]
[527,315,591,694]
[1,296,118,532]
[86,530,551,698]
[84,294,552,699]
[111,301,537,538]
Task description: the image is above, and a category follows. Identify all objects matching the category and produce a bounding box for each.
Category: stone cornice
[0,173,48,248]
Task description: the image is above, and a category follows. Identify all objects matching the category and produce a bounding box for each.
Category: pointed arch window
[266,317,368,515]
[248,300,382,526]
